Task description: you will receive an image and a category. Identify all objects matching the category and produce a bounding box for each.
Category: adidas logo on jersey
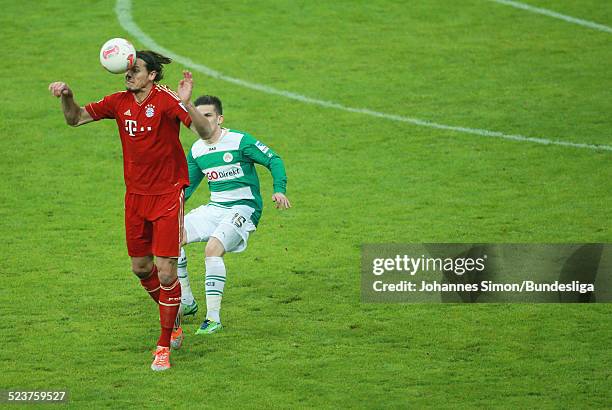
[124,109,131,116]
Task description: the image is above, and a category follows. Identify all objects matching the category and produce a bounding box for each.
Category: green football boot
[181,300,199,317]
[195,319,223,335]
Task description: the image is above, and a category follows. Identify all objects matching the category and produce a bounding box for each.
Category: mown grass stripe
[116,0,612,152]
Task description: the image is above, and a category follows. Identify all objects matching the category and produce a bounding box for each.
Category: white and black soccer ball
[99,38,136,74]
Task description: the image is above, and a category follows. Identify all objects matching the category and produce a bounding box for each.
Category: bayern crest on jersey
[145,104,155,118]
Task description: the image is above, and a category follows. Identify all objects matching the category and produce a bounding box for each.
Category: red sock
[139,265,160,303]
[157,278,181,347]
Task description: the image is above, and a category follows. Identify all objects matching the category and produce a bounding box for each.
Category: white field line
[489,0,612,34]
[115,0,612,152]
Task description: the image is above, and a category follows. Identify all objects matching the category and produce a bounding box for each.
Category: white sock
[205,256,226,323]
[177,248,194,305]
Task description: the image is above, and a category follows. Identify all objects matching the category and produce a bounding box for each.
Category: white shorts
[184,204,256,253]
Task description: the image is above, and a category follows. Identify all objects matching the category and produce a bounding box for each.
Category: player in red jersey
[48,50,213,371]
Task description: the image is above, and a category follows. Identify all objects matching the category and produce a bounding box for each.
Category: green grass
[1,0,611,408]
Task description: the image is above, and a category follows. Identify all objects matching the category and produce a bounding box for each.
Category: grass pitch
[1,0,610,408]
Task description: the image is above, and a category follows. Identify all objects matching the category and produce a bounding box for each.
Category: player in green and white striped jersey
[178,95,291,335]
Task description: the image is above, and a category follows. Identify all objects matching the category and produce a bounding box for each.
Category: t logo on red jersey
[125,120,138,136]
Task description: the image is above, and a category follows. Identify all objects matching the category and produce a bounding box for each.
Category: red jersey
[85,84,192,195]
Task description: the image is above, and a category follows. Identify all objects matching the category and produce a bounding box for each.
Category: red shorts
[124,189,184,258]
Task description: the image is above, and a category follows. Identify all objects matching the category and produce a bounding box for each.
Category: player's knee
[156,257,178,285]
[205,238,225,257]
[131,257,154,279]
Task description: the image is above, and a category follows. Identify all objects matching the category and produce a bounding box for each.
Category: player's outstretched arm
[177,71,213,139]
[272,193,291,209]
[242,137,290,209]
[48,82,93,127]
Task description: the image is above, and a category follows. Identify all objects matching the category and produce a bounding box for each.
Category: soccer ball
[99,38,136,74]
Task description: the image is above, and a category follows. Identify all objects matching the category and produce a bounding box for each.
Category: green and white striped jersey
[185,128,287,226]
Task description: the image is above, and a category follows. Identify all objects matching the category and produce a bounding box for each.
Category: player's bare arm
[272,193,291,209]
[48,82,94,127]
[177,71,213,139]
